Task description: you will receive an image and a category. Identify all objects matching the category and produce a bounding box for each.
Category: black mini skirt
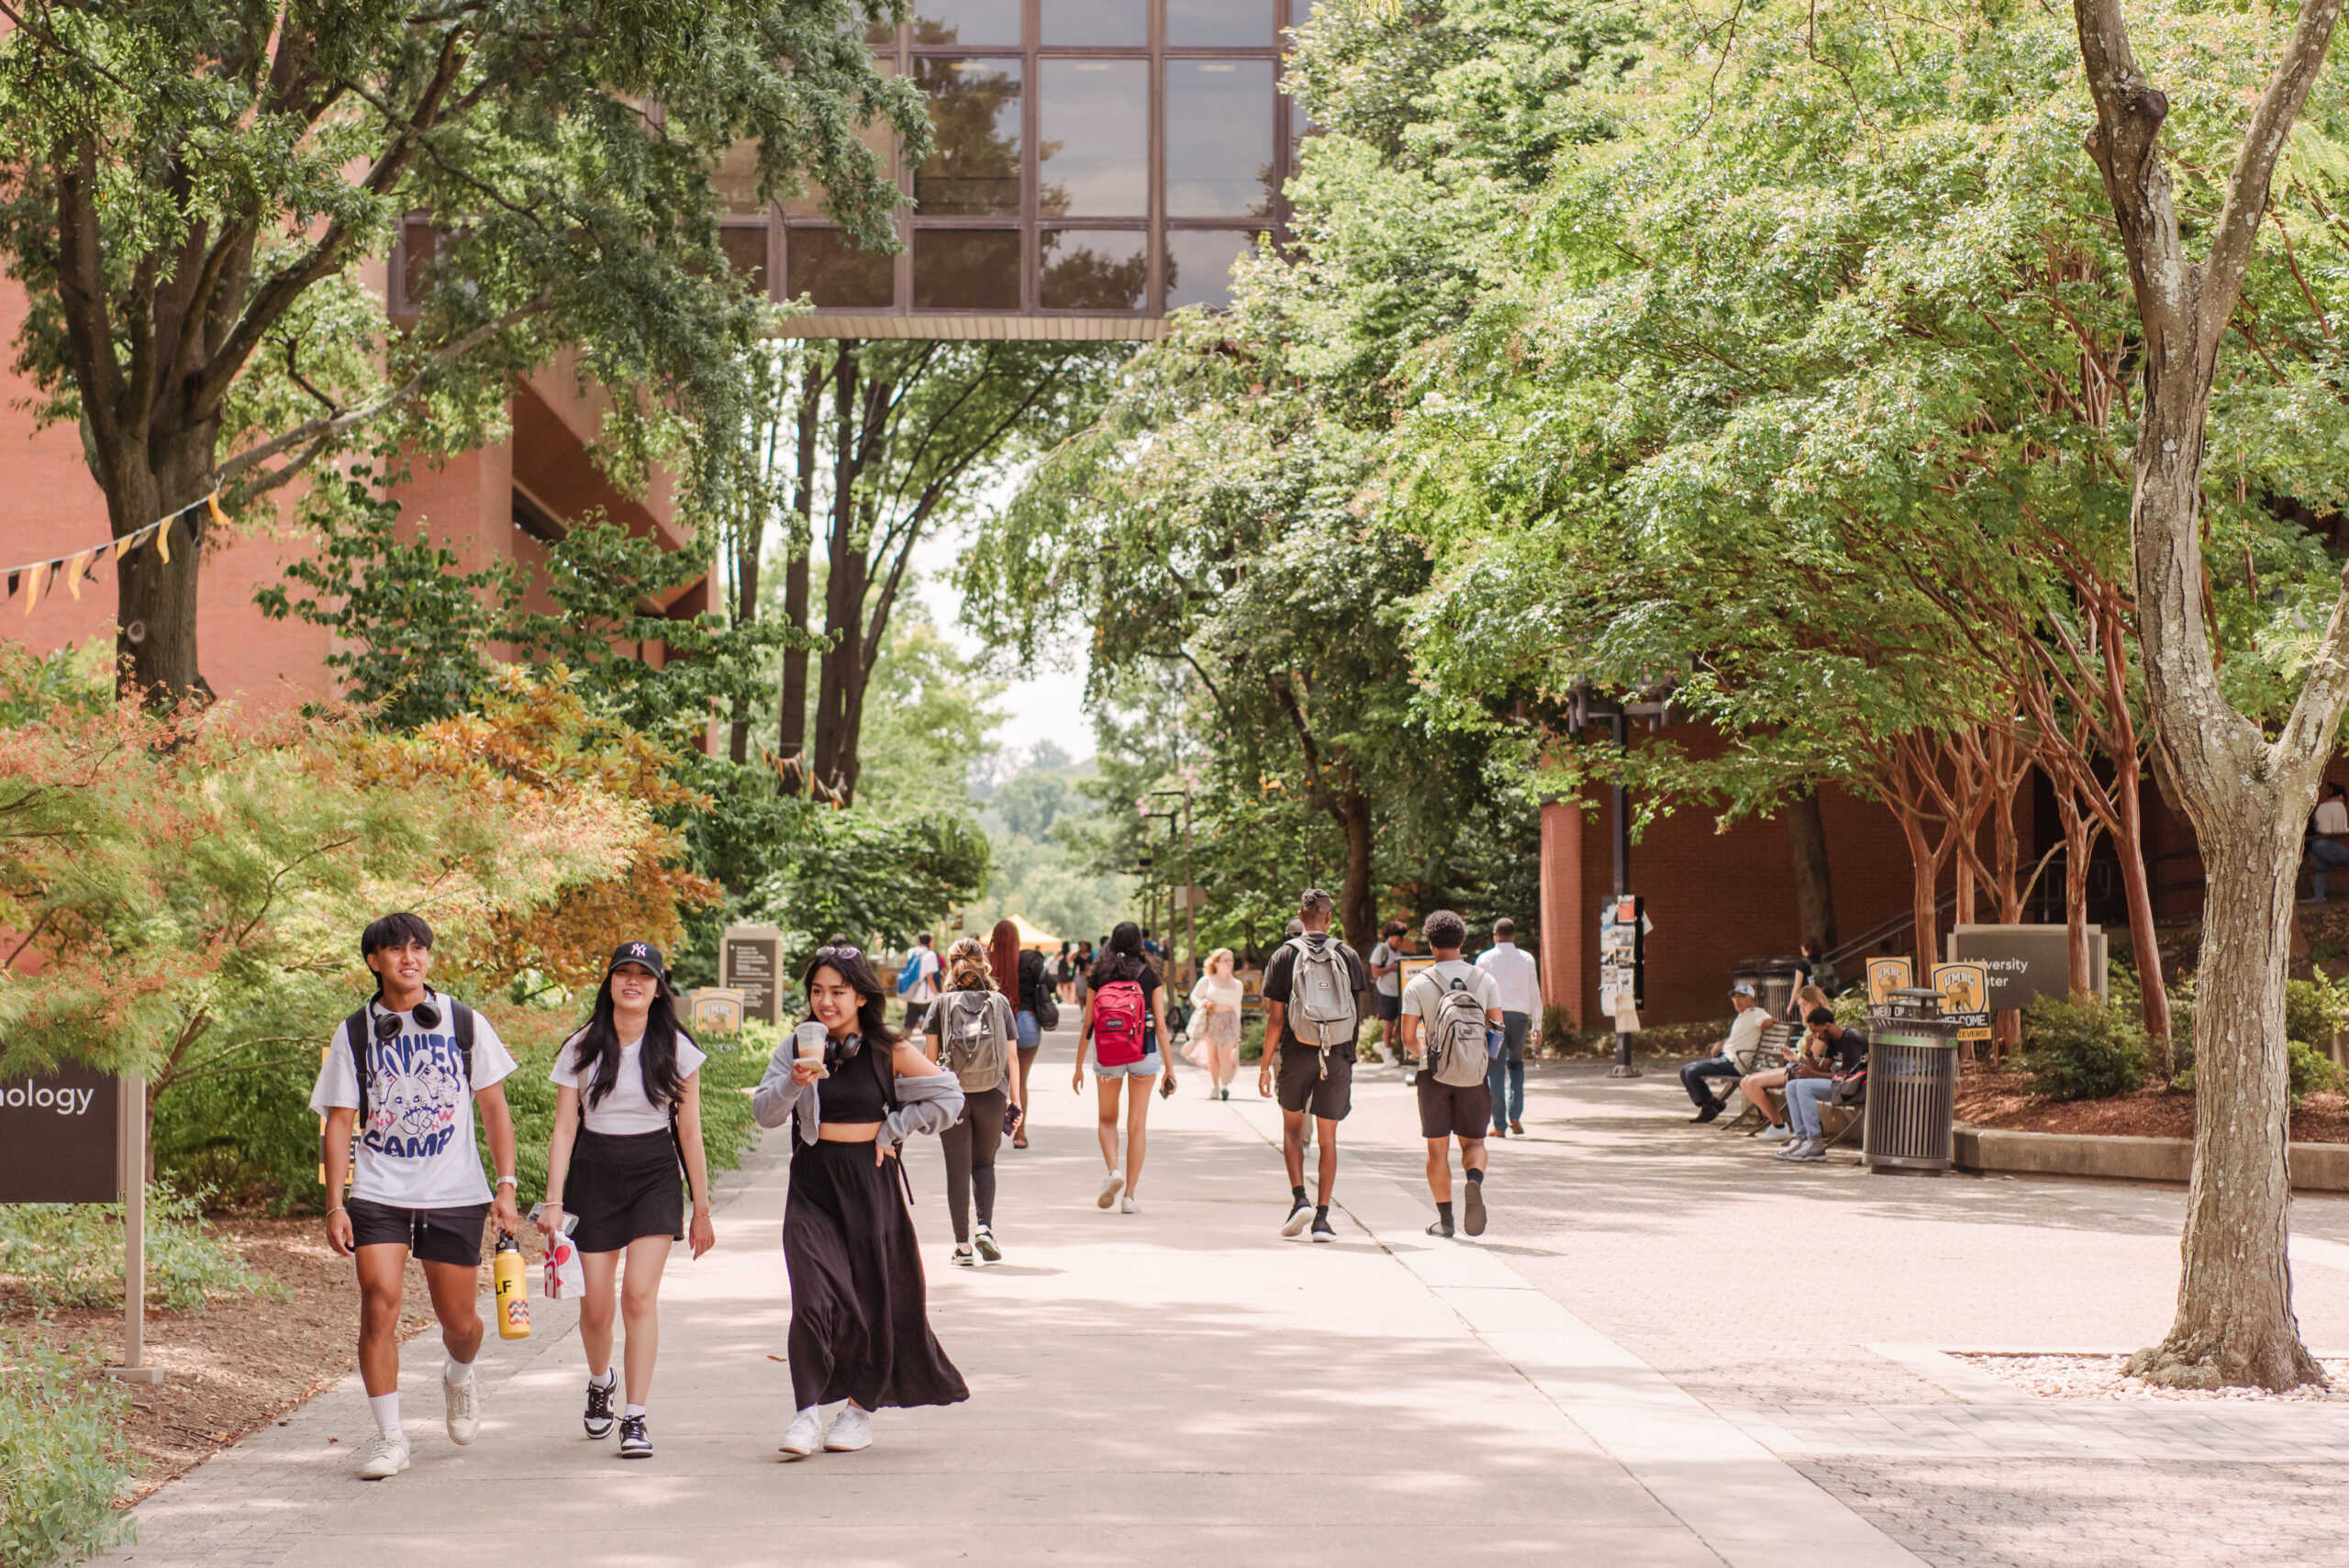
[566,1128,684,1253]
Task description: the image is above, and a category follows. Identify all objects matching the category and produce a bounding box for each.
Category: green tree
[0,0,924,700]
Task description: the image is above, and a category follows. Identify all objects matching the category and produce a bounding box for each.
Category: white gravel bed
[1958,1352,2349,1402]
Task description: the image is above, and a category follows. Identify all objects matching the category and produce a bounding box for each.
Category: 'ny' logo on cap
[629,943,650,958]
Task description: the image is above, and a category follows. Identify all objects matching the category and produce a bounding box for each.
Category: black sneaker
[1426,1214,1455,1238]
[1281,1200,1312,1238]
[1463,1181,1487,1238]
[1310,1213,1337,1243]
[584,1376,617,1440]
[618,1415,651,1458]
[1689,1101,1723,1124]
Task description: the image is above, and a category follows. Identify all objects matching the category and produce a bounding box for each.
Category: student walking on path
[1185,948,1245,1099]
[924,937,1023,1266]
[897,931,942,1034]
[1074,922,1175,1214]
[753,945,969,1457]
[1399,911,1505,1238]
[1367,920,1411,1068]
[1257,890,1370,1242]
[536,941,715,1459]
[995,919,1049,1149]
[1475,917,1540,1135]
[310,913,523,1481]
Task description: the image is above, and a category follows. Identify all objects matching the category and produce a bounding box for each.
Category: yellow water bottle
[494,1232,531,1340]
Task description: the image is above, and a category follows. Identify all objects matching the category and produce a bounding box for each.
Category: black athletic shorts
[1417,1076,1493,1140]
[1275,1042,1353,1120]
[1375,992,1402,1022]
[347,1195,491,1266]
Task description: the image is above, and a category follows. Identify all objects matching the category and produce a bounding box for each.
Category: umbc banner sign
[0,1062,120,1202]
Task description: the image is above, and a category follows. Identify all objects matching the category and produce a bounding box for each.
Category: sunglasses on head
[812,944,861,963]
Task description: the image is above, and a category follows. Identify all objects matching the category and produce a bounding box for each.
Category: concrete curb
[1954,1123,2349,1191]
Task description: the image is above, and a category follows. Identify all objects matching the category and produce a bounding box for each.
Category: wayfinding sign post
[0,1062,161,1382]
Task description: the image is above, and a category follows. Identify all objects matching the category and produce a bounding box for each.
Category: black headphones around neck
[370,987,442,1042]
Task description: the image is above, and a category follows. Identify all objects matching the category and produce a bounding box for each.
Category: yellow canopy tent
[1006,914,1059,951]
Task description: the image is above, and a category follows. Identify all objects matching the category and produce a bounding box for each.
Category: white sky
[909,513,1092,769]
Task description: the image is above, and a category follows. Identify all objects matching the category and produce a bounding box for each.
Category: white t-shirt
[309,999,518,1208]
[2317,799,2349,837]
[1724,1006,1769,1058]
[907,948,942,1005]
[1475,941,1542,1016]
[1369,941,1403,999]
[551,1029,708,1135]
[1401,958,1502,1036]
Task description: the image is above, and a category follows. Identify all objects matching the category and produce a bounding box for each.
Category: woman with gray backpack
[924,937,1023,1265]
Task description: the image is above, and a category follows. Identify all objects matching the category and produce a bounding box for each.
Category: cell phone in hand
[1003,1101,1022,1136]
[1158,1075,1174,1099]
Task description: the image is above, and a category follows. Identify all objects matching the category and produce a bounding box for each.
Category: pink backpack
[1092,980,1150,1066]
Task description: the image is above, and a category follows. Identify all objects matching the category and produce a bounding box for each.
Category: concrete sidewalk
[99,1028,1917,1568]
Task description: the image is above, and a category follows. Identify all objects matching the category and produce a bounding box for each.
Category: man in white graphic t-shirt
[310,911,520,1482]
[902,930,943,1033]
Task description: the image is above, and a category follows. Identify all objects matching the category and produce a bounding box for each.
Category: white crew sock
[369,1392,400,1432]
[624,1403,645,1419]
[443,1353,475,1386]
[591,1367,617,1389]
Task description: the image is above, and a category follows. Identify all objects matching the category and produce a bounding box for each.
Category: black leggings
[940,1085,1009,1244]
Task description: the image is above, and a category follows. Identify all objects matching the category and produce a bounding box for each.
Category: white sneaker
[357,1427,411,1480]
[1786,1140,1829,1163]
[779,1405,831,1456]
[1119,1195,1139,1214]
[824,1404,873,1452]
[443,1373,480,1445]
[1097,1169,1125,1208]
[1754,1123,1792,1143]
[1773,1138,1818,1161]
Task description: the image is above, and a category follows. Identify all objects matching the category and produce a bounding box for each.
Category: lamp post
[1569,680,1676,1079]
[1147,787,1195,983]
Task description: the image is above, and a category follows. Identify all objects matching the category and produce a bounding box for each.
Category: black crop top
[816,1036,893,1123]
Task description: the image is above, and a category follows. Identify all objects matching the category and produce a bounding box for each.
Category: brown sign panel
[0,1063,119,1202]
[721,926,784,1024]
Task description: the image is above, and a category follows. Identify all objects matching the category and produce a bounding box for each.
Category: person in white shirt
[309,912,521,1482]
[901,932,943,1033]
[538,940,716,1460]
[1475,917,1542,1135]
[1366,920,1411,1066]
[2310,783,2349,901]
[1681,984,1771,1123]
[1399,910,1506,1238]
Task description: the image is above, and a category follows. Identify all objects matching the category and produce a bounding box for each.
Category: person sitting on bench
[1776,1006,1868,1163]
[1680,984,1770,1124]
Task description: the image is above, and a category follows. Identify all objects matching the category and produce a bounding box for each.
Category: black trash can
[1862,988,1959,1174]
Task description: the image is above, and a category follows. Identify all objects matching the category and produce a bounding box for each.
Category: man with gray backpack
[1256,889,1371,1242]
[1397,910,1504,1238]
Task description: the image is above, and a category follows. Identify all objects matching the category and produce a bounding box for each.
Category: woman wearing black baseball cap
[538,941,715,1460]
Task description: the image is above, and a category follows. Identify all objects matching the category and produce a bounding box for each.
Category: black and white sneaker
[1310,1213,1336,1243]
[1463,1181,1487,1238]
[584,1376,617,1440]
[618,1415,651,1458]
[974,1225,1002,1263]
[1281,1200,1312,1238]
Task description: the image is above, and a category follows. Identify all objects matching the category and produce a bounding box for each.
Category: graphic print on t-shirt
[367,1029,471,1161]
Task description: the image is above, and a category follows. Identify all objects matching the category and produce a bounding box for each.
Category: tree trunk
[726,515,761,766]
[2052,787,2098,997]
[2112,752,2173,1062]
[811,345,863,804]
[777,354,825,795]
[1787,787,1840,958]
[1892,808,1943,979]
[1337,780,1374,953]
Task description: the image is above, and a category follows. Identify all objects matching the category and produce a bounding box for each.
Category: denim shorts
[1095,1050,1163,1079]
[1015,1009,1041,1051]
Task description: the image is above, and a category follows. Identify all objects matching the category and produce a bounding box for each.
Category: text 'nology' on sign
[4,1080,100,1114]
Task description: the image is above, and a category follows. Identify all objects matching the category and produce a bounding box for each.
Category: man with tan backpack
[1397,910,1504,1238]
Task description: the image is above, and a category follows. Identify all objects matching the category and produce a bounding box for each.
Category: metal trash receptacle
[1731,961,1799,1018]
[1863,987,1959,1174]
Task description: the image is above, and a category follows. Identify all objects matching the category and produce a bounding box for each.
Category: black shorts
[1275,1042,1353,1120]
[566,1129,685,1253]
[1417,1076,1494,1140]
[1375,992,1402,1022]
[347,1196,491,1266]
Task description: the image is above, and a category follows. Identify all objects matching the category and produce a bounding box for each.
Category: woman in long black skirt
[753,943,967,1456]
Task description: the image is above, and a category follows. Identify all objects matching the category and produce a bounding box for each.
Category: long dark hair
[570,966,685,1111]
[1089,920,1150,987]
[799,944,901,1057]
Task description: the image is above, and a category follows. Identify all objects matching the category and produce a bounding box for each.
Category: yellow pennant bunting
[22,560,44,617]
[155,515,172,564]
[206,492,228,533]
[64,550,89,600]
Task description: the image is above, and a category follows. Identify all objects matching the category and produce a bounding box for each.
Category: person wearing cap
[1679,983,1770,1124]
[538,940,716,1460]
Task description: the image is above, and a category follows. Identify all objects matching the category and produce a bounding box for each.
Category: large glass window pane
[1039,60,1148,217]
[1167,0,1275,47]
[1166,61,1277,217]
[914,229,1020,308]
[914,58,1022,217]
[912,0,1020,46]
[718,224,770,295]
[1163,229,1258,310]
[787,228,894,308]
[784,61,899,217]
[1041,229,1148,310]
[1041,0,1146,45]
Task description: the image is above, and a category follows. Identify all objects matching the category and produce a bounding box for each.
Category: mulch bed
[1962,1351,2349,1402]
[1955,1067,2349,1144]
[1,1216,533,1497]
